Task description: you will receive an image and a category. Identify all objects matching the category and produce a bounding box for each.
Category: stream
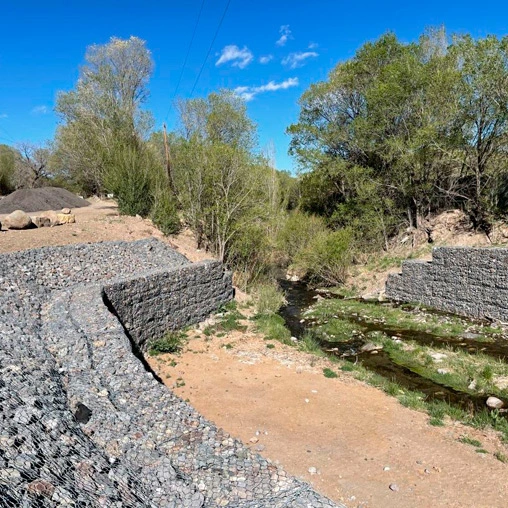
[278,279,508,413]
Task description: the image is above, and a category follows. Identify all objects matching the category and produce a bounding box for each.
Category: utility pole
[163,123,176,196]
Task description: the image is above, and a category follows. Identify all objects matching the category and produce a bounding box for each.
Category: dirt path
[2,198,508,507]
[148,329,508,508]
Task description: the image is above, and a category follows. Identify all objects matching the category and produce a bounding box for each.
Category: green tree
[0,144,15,194]
[289,28,508,239]
[445,35,508,230]
[54,36,154,195]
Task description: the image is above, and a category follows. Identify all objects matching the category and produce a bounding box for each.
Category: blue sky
[1,1,508,172]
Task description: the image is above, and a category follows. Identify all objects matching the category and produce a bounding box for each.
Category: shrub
[253,314,291,342]
[295,228,355,286]
[151,190,181,235]
[323,367,338,378]
[228,223,272,289]
[104,145,155,217]
[253,284,286,316]
[276,210,327,263]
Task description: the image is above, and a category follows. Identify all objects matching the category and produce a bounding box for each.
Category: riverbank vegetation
[4,28,508,290]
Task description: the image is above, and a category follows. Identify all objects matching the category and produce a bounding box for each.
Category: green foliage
[494,451,508,463]
[151,189,181,235]
[104,145,154,217]
[253,314,291,343]
[253,284,286,316]
[459,436,482,447]
[295,228,354,286]
[276,211,327,263]
[288,28,508,237]
[148,331,186,355]
[54,36,154,196]
[0,144,15,194]
[323,367,338,378]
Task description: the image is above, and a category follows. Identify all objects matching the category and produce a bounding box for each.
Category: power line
[163,0,207,124]
[172,0,206,100]
[189,0,232,97]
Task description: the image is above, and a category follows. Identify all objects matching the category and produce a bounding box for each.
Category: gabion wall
[0,238,339,507]
[386,246,508,321]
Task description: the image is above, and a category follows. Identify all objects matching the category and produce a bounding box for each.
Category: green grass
[266,343,275,349]
[253,314,292,343]
[323,367,338,378]
[148,331,187,355]
[297,332,325,355]
[307,317,360,343]
[205,301,248,335]
[378,337,508,400]
[305,298,501,340]
[459,436,482,447]
[494,451,508,463]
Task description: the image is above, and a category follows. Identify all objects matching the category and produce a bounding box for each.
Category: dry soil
[2,198,508,508]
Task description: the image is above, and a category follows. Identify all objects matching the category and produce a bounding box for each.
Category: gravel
[0,187,91,214]
[0,238,341,507]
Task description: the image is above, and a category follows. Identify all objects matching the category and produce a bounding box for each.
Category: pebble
[389,483,400,492]
[486,396,504,409]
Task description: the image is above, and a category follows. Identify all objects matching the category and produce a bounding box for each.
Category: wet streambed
[278,279,508,413]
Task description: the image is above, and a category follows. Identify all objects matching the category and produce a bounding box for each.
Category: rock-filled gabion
[0,239,340,507]
[386,246,508,321]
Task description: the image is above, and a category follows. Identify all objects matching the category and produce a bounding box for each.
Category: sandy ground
[2,198,508,507]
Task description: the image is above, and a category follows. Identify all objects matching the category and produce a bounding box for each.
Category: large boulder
[31,216,52,228]
[57,213,76,224]
[40,210,60,226]
[4,210,32,230]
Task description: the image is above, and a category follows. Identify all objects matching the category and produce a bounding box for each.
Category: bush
[151,190,181,235]
[253,314,291,342]
[104,145,155,217]
[253,283,286,315]
[295,228,355,286]
[276,210,327,263]
[228,223,272,289]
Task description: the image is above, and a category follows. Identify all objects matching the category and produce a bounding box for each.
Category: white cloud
[282,51,318,69]
[234,77,299,102]
[31,105,48,115]
[259,55,273,64]
[216,45,253,69]
[308,42,318,49]
[276,25,292,47]
[0,113,7,119]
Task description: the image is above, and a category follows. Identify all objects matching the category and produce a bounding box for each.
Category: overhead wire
[189,0,232,97]
[172,0,206,101]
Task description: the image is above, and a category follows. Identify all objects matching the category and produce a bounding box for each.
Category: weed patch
[148,331,187,355]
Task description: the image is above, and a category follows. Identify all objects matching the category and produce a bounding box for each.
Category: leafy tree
[54,36,154,195]
[289,29,508,239]
[445,35,508,230]
[0,144,15,194]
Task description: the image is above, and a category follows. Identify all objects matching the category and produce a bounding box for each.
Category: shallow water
[278,279,508,411]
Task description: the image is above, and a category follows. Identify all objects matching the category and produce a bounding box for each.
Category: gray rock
[486,396,504,409]
[360,342,383,353]
[4,209,32,229]
[0,238,341,508]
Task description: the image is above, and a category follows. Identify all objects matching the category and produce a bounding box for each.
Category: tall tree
[54,36,154,194]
